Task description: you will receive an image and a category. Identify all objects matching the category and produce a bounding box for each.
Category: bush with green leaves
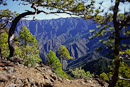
[70,67,93,79]
[100,72,109,82]
[0,24,23,58]
[86,71,93,78]
[54,67,68,79]
[107,62,130,87]
[116,63,130,87]
[0,31,9,57]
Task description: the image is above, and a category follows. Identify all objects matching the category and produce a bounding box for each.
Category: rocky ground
[0,57,108,87]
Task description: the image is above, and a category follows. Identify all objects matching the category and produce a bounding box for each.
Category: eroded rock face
[0,57,106,87]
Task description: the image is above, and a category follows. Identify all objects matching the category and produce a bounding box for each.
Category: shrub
[100,72,109,81]
[70,67,93,79]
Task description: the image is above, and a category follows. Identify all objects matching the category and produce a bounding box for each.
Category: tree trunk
[109,33,121,87]
[0,48,2,58]
[109,26,121,87]
[8,11,41,57]
[109,1,120,87]
[61,58,64,70]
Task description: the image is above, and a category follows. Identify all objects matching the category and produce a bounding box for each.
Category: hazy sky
[1,0,130,20]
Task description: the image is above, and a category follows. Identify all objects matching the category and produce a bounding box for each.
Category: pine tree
[0,9,18,58]
[47,50,68,78]
[47,50,62,69]
[0,31,9,57]
[58,45,73,69]
[19,25,41,66]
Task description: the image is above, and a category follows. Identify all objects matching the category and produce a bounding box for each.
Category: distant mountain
[9,17,130,74]
[14,18,102,62]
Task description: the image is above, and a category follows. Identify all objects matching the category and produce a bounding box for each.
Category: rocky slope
[0,57,108,87]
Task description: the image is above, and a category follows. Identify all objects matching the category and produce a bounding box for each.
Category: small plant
[100,72,109,82]
[70,67,93,79]
[0,31,9,57]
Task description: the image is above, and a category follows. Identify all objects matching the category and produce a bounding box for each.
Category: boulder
[0,72,12,82]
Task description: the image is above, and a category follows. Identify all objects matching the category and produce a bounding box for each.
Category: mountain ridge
[13,17,101,62]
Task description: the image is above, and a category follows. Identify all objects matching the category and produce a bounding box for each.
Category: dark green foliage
[0,9,18,20]
[0,8,18,58]
[100,62,130,87]
[12,0,97,18]
[82,57,112,75]
[0,9,18,58]
[116,63,130,87]
[108,62,130,87]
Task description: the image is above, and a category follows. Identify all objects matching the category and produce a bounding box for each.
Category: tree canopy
[58,45,73,69]
[58,45,73,60]
[0,31,9,57]
[0,9,18,30]
[18,25,41,66]
[47,50,68,78]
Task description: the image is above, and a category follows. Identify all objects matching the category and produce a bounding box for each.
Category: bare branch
[119,76,130,81]
[31,3,39,20]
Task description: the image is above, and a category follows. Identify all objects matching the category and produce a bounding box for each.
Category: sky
[0,0,130,20]
[0,0,73,20]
